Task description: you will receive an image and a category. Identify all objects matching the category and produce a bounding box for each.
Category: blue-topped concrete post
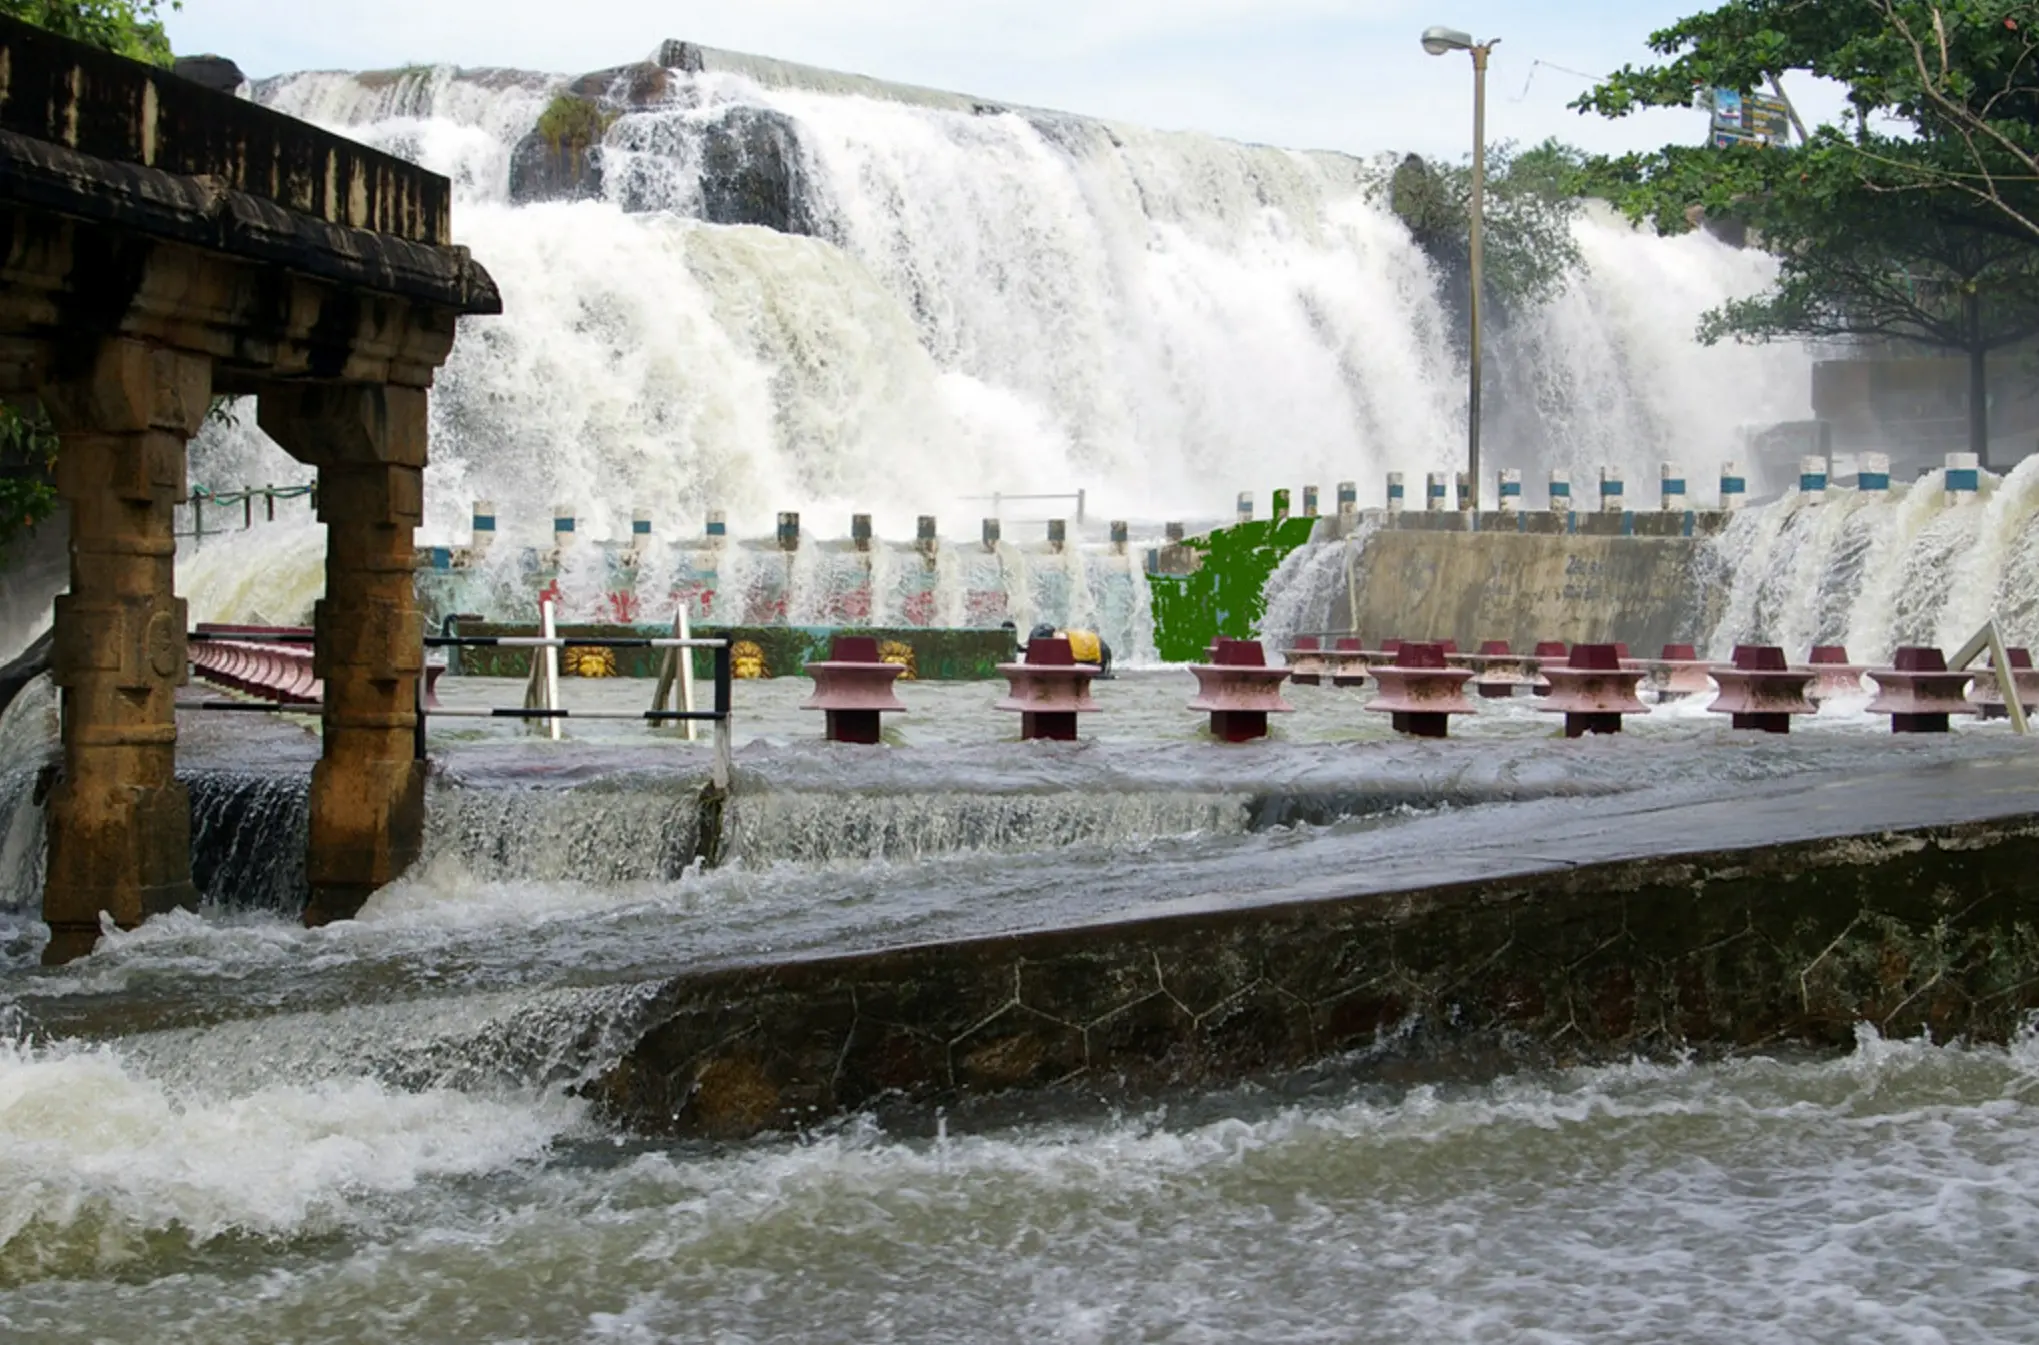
[1301,484,1319,518]
[1386,472,1405,513]
[1659,463,1685,512]
[1858,452,1891,492]
[1497,468,1521,513]
[552,503,576,554]
[1236,491,1253,524]
[1548,470,1570,515]
[1598,466,1623,513]
[705,509,727,542]
[1799,455,1828,504]
[1426,471,1448,512]
[777,510,800,551]
[851,513,872,552]
[470,499,495,554]
[1945,451,1980,504]
[1455,471,1472,512]
[916,514,939,558]
[1336,480,1357,521]
[630,508,652,558]
[1720,461,1746,510]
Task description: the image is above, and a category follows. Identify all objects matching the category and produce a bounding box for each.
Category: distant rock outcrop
[507,56,816,234]
[174,53,245,94]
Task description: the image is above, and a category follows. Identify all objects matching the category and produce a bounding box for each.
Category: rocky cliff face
[506,57,814,235]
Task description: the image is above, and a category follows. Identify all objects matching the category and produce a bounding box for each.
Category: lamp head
[1421,25,1475,55]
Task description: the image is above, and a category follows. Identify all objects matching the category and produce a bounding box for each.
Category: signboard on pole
[1706,88,1794,146]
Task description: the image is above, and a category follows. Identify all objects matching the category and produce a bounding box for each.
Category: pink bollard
[1284,635,1327,687]
[1466,639,1532,699]
[1706,644,1816,734]
[1188,638,1294,742]
[1807,645,1867,701]
[1537,643,1647,737]
[1648,643,1714,701]
[1327,636,1370,688]
[1529,641,1568,698]
[801,635,908,744]
[1367,641,1476,739]
[1866,646,1976,733]
[1968,646,2039,720]
[996,637,1102,741]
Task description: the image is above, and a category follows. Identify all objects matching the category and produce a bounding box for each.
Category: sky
[164,0,1853,162]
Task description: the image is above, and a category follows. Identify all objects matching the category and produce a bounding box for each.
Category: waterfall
[1709,459,2039,660]
[175,53,1807,606]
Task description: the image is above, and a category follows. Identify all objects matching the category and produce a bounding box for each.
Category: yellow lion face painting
[878,640,918,680]
[731,640,769,680]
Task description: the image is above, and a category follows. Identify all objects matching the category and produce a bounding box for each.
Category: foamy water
[2,1012,2034,1342]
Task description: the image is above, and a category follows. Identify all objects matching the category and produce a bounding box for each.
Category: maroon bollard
[1188,638,1295,742]
[1866,646,1977,734]
[1648,643,1714,702]
[1968,647,2039,720]
[1529,640,1567,697]
[995,636,1102,741]
[1328,636,1369,688]
[1285,635,1327,687]
[801,635,907,744]
[1466,639,1532,699]
[1366,641,1476,739]
[1807,645,1867,701]
[1537,643,1647,737]
[1706,644,1816,734]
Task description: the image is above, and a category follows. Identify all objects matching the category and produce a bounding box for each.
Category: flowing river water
[3,673,2037,1342]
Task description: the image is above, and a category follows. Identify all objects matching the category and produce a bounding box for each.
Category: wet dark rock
[0,628,51,719]
[173,54,245,94]
[508,93,610,205]
[697,105,813,234]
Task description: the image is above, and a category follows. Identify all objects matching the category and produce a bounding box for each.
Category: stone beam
[36,338,210,964]
[257,384,428,924]
[0,203,487,390]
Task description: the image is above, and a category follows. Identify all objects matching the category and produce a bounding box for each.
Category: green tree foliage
[0,405,59,559]
[0,0,177,64]
[1576,1,2039,464]
[1384,138,1590,323]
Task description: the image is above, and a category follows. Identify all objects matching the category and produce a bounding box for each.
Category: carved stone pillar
[258,384,427,925]
[37,340,210,964]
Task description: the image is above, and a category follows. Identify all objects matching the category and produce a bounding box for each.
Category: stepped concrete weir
[0,17,498,958]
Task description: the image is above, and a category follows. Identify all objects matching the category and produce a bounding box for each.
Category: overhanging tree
[1384,138,1590,325]
[1577,0,2039,465]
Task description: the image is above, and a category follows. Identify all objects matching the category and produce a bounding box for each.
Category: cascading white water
[1709,459,2039,660]
[181,57,1808,582]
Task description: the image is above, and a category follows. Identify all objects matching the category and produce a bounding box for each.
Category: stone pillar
[258,385,427,925]
[37,340,210,963]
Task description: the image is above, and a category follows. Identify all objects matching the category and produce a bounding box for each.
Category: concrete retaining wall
[1337,525,1726,651]
[591,813,2039,1138]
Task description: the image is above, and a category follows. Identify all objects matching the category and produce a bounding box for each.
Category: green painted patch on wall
[1147,517,1316,662]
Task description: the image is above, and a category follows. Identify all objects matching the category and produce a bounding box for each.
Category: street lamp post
[1421,25,1497,513]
